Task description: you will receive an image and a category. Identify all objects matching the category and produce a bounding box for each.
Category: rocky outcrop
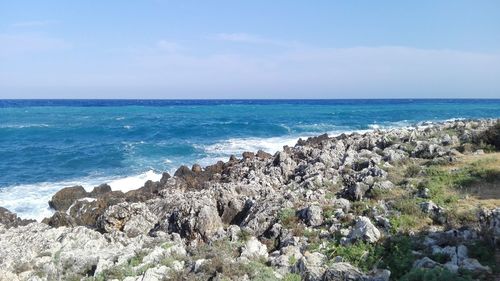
[0,222,182,281]
[0,207,35,229]
[97,202,158,237]
[48,185,88,212]
[1,119,498,280]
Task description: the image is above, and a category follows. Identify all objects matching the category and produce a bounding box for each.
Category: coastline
[1,118,499,280]
[0,117,481,222]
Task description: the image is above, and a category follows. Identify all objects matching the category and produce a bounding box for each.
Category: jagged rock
[192,164,203,173]
[413,257,441,269]
[240,237,268,260]
[480,207,500,244]
[420,201,446,224]
[256,150,272,159]
[374,216,391,230]
[42,211,76,227]
[382,148,408,163]
[295,252,327,281]
[332,198,351,212]
[43,191,127,228]
[195,205,224,239]
[342,182,370,201]
[97,202,158,238]
[412,141,449,159]
[269,245,303,274]
[242,151,255,160]
[48,186,88,211]
[460,258,492,275]
[323,262,365,281]
[0,222,172,280]
[226,225,241,241]
[348,216,381,243]
[153,193,224,241]
[0,207,35,228]
[372,180,394,190]
[301,205,323,227]
[89,184,112,197]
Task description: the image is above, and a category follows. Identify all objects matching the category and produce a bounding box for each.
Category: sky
[0,0,499,99]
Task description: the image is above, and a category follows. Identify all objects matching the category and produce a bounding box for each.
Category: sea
[1,99,499,220]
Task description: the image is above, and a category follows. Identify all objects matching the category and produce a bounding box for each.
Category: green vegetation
[400,267,472,281]
[238,229,251,242]
[161,242,173,250]
[405,164,422,177]
[378,236,416,280]
[278,208,297,227]
[479,121,500,150]
[467,240,498,273]
[324,241,382,272]
[87,251,149,281]
[430,252,451,264]
[388,198,429,233]
[323,235,417,280]
[283,273,302,281]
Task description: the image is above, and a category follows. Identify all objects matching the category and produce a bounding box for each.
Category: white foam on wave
[0,170,162,221]
[202,135,301,156]
[198,125,410,166]
[196,135,303,166]
[107,170,162,193]
[0,123,51,129]
[367,120,413,130]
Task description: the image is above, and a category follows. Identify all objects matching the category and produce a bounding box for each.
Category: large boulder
[43,191,126,228]
[152,192,224,241]
[301,205,324,227]
[240,237,268,260]
[348,216,381,243]
[295,252,327,281]
[48,186,88,211]
[323,262,365,281]
[97,202,158,238]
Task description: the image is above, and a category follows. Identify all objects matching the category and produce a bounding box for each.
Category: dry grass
[447,153,500,209]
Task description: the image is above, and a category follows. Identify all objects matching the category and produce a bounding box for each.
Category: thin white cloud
[213,33,299,48]
[0,34,70,57]
[156,40,182,52]
[11,20,59,28]
[1,43,499,98]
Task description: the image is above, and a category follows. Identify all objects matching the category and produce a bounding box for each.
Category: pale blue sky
[1,0,499,98]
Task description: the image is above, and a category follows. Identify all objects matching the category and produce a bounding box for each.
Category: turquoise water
[1,99,499,219]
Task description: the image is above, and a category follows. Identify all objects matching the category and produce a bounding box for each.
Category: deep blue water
[1,99,499,219]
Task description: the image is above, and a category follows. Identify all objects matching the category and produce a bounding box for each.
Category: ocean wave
[367,120,413,130]
[0,124,51,129]
[0,170,162,221]
[202,135,302,157]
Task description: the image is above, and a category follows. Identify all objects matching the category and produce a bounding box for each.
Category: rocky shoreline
[1,119,499,281]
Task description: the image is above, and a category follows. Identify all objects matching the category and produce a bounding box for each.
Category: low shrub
[479,122,500,150]
[324,241,383,272]
[468,240,498,273]
[400,267,472,281]
[283,273,301,281]
[405,164,422,177]
[378,236,416,280]
[278,208,298,227]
